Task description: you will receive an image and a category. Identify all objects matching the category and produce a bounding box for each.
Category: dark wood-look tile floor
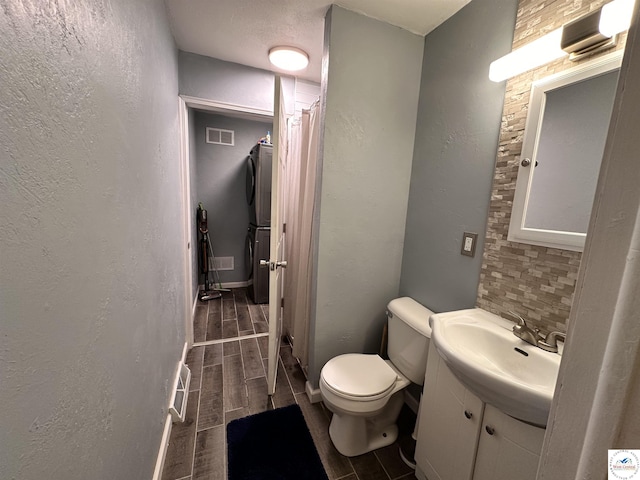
[161,287,418,480]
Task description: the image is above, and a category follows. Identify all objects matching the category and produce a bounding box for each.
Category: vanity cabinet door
[416,347,484,480]
[472,404,546,480]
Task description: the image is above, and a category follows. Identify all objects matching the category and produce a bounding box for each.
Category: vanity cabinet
[416,346,484,480]
[415,347,545,480]
[473,404,545,480]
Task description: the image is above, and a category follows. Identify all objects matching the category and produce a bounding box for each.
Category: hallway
[161,288,418,480]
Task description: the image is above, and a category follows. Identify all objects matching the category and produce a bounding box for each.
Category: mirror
[508,51,622,251]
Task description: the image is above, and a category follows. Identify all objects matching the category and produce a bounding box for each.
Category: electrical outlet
[461,232,478,257]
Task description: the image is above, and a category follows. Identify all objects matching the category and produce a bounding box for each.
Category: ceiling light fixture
[489,0,636,82]
[268,46,309,72]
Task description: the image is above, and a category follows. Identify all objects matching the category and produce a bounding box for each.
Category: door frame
[267,76,287,395]
[177,95,273,346]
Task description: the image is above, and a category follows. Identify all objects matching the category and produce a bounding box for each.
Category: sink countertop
[429,307,562,427]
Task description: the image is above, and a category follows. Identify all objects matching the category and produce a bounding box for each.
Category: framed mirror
[508,51,622,251]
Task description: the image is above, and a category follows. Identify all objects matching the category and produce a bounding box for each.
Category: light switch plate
[461,232,478,257]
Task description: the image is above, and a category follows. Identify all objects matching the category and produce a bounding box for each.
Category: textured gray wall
[0,1,183,478]
[194,112,272,284]
[308,6,424,387]
[178,51,296,116]
[399,0,518,313]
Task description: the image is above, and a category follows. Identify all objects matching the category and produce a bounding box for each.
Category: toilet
[319,297,433,457]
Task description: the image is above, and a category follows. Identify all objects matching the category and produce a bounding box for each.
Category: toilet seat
[321,354,398,401]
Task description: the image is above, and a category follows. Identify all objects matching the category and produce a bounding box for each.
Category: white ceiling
[164,0,472,83]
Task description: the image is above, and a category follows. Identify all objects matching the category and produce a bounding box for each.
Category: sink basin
[429,308,561,427]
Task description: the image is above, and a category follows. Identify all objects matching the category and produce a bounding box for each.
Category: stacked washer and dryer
[245,143,272,304]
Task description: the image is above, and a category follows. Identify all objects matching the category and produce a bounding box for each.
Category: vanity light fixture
[488,28,565,82]
[489,0,636,82]
[600,0,636,36]
[268,46,309,72]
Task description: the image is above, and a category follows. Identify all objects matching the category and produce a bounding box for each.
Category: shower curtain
[283,100,320,368]
[282,117,302,342]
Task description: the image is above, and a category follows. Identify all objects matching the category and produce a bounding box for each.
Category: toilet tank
[387,297,433,385]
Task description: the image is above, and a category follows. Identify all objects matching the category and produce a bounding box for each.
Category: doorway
[178,95,274,348]
[178,89,320,397]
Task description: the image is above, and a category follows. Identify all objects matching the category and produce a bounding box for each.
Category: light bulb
[268,47,309,72]
[489,28,566,82]
[600,0,636,37]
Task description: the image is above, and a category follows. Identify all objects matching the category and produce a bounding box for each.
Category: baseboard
[198,280,250,289]
[154,343,189,478]
[152,414,173,480]
[221,281,249,288]
[404,389,420,414]
[192,289,199,316]
[305,381,322,404]
[180,341,188,364]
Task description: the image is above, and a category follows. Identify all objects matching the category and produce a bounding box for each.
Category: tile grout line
[221,293,234,480]
[245,294,264,337]
[374,450,393,480]
[241,290,256,336]
[225,361,230,479]
[335,474,359,480]
[198,345,204,391]
[279,349,298,402]
[186,297,202,480]
[232,291,240,340]
[193,331,268,348]
[278,356,294,410]
[349,460,361,480]
[221,331,228,480]
[221,345,227,480]
[226,291,239,479]
[190,346,204,479]
[201,296,223,479]
[238,335,253,385]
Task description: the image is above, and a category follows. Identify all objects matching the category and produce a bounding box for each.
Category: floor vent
[211,256,234,271]
[169,363,191,422]
[206,127,234,146]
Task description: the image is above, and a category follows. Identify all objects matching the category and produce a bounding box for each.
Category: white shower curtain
[283,117,302,342]
[283,101,320,368]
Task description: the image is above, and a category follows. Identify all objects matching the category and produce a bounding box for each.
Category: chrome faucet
[539,331,566,353]
[509,312,541,347]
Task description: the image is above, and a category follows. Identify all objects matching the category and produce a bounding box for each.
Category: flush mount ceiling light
[489,0,636,82]
[268,46,309,72]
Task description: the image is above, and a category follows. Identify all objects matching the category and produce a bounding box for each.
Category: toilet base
[326,391,404,457]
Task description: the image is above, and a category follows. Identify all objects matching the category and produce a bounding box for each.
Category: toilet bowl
[320,354,411,456]
[319,297,433,457]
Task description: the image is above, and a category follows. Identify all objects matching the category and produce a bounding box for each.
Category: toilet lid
[322,354,398,398]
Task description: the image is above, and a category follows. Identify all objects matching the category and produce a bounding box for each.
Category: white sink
[429,308,562,427]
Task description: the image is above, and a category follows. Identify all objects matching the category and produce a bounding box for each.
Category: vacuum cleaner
[197,203,227,301]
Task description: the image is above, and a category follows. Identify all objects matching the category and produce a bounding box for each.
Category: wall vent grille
[210,256,234,271]
[206,127,234,146]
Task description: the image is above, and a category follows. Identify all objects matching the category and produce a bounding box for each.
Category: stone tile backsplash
[476,0,625,334]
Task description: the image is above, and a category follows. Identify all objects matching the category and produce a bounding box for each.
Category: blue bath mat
[227,404,329,480]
